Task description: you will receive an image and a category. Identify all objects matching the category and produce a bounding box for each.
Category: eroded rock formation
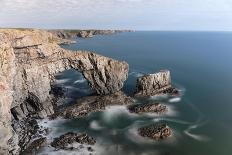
[138,123,172,140]
[128,103,167,114]
[0,29,129,154]
[135,70,179,97]
[56,91,134,119]
[51,132,96,150]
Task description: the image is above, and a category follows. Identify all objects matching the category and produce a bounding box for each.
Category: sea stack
[135,70,179,97]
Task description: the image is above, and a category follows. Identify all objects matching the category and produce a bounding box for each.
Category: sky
[0,0,232,30]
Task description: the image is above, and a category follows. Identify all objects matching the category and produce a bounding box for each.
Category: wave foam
[90,120,104,130]
[55,78,70,84]
[129,71,144,77]
[74,78,86,84]
[169,97,181,103]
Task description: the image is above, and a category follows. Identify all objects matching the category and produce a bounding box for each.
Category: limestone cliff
[0,29,129,154]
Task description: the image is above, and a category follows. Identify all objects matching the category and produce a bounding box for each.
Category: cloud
[0,0,231,30]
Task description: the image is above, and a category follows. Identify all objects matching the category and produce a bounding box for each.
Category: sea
[37,31,232,155]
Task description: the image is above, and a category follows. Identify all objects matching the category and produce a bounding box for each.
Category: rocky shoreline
[0,28,179,154]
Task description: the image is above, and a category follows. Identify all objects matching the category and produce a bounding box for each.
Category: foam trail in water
[184,121,210,142]
[74,78,86,84]
[90,120,104,130]
[102,106,135,122]
[169,97,181,103]
[149,94,168,100]
[64,86,91,93]
[153,117,191,125]
[55,78,70,84]
[129,71,144,77]
[180,99,210,141]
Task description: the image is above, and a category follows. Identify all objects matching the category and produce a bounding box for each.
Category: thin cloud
[0,0,231,30]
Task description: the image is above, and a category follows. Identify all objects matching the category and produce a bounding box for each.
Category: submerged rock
[128,103,167,114]
[138,123,172,140]
[51,132,96,150]
[56,91,134,119]
[135,70,179,97]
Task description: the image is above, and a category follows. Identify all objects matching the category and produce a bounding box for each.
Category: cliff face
[135,70,171,97]
[0,32,16,154]
[0,29,129,154]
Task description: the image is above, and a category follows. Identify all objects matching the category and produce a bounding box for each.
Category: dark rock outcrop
[135,70,179,97]
[11,118,48,154]
[128,103,167,114]
[55,91,134,119]
[20,137,47,155]
[51,132,96,150]
[138,123,172,140]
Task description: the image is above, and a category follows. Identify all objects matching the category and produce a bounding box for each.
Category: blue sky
[0,0,232,30]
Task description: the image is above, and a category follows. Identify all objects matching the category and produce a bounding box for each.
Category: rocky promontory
[0,28,129,154]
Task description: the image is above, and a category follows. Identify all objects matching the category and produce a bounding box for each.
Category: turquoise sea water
[39,31,232,155]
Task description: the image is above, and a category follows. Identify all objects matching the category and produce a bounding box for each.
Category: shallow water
[39,31,232,155]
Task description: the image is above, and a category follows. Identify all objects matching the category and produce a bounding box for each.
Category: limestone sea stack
[0,29,129,154]
[135,70,179,97]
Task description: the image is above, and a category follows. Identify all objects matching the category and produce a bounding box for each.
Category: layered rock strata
[135,70,179,97]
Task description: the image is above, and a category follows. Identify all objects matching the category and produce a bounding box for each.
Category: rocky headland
[0,28,129,154]
[0,28,177,155]
[49,29,133,40]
